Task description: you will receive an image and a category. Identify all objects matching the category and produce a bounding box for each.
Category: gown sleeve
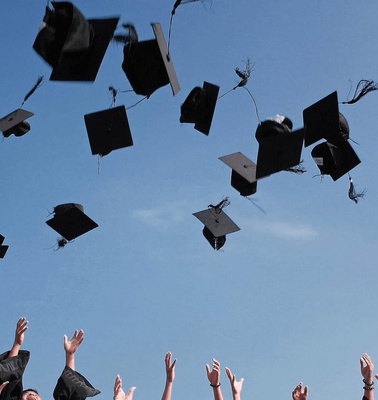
[53,367,100,400]
[0,350,30,400]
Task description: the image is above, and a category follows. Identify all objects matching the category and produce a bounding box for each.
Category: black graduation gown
[53,366,100,400]
[0,351,30,400]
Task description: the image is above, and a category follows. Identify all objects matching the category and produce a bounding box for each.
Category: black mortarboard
[33,2,119,82]
[311,140,361,181]
[255,116,305,179]
[0,235,9,258]
[193,206,240,250]
[84,105,133,157]
[46,203,98,241]
[122,23,180,97]
[0,109,34,138]
[302,91,349,147]
[219,152,257,196]
[180,81,219,135]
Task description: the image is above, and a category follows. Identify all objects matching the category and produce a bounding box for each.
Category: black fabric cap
[0,109,34,138]
[303,91,343,147]
[180,81,219,135]
[33,2,119,82]
[255,120,305,179]
[122,23,180,97]
[219,152,257,196]
[311,140,361,181]
[0,235,8,259]
[84,105,133,156]
[46,203,98,241]
[202,226,226,251]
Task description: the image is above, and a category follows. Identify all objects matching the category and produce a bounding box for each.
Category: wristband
[364,387,374,391]
[363,379,374,386]
[210,383,221,388]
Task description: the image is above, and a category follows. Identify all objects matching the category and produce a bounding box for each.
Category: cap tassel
[208,196,230,213]
[21,76,44,106]
[348,176,366,204]
[286,160,307,174]
[342,79,378,104]
[113,23,138,45]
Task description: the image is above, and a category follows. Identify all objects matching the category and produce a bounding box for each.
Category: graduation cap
[255,116,305,179]
[84,105,133,156]
[180,82,219,135]
[311,139,360,181]
[121,23,180,97]
[0,235,9,258]
[193,201,240,250]
[0,109,34,138]
[219,152,257,196]
[302,91,350,147]
[33,2,119,81]
[46,203,98,241]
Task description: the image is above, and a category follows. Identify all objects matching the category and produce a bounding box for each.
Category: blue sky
[1,1,378,400]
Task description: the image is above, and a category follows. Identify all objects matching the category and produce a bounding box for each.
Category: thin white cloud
[247,220,318,240]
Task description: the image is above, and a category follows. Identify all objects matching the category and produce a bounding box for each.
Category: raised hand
[361,353,374,384]
[165,352,176,383]
[225,367,244,396]
[206,359,221,386]
[292,382,308,400]
[14,318,28,346]
[64,330,84,355]
[0,381,9,395]
[113,375,136,400]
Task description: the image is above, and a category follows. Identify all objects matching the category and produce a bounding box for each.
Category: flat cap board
[151,23,180,95]
[46,206,98,241]
[219,152,257,183]
[194,82,220,135]
[84,105,133,156]
[303,91,340,147]
[50,17,120,81]
[193,208,240,237]
[256,128,305,179]
[0,109,34,133]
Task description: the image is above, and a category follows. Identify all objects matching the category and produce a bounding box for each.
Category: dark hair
[22,390,39,395]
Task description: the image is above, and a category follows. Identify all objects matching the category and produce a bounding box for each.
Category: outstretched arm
[8,318,28,358]
[64,330,84,371]
[361,353,374,400]
[225,367,244,400]
[206,359,223,400]
[113,375,136,400]
[292,383,308,400]
[161,352,176,400]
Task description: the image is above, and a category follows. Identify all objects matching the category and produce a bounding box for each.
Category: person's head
[22,389,41,400]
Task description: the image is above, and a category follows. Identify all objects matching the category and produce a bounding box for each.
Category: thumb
[205,364,210,374]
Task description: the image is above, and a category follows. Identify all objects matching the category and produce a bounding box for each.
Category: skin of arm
[161,352,176,400]
[205,359,223,400]
[360,353,374,400]
[0,381,9,394]
[8,318,28,358]
[64,329,84,371]
[225,367,244,400]
[113,375,136,400]
[292,382,308,400]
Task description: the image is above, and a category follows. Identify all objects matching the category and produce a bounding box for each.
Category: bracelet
[363,379,374,386]
[210,383,221,388]
[364,387,374,391]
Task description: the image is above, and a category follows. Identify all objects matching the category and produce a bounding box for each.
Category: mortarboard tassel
[348,175,366,204]
[342,79,378,105]
[286,160,306,174]
[21,76,44,106]
[113,23,138,45]
[208,196,230,213]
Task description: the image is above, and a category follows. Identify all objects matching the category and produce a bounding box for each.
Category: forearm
[363,378,374,400]
[65,353,75,371]
[8,343,21,358]
[211,386,223,400]
[232,392,241,400]
[161,381,173,400]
